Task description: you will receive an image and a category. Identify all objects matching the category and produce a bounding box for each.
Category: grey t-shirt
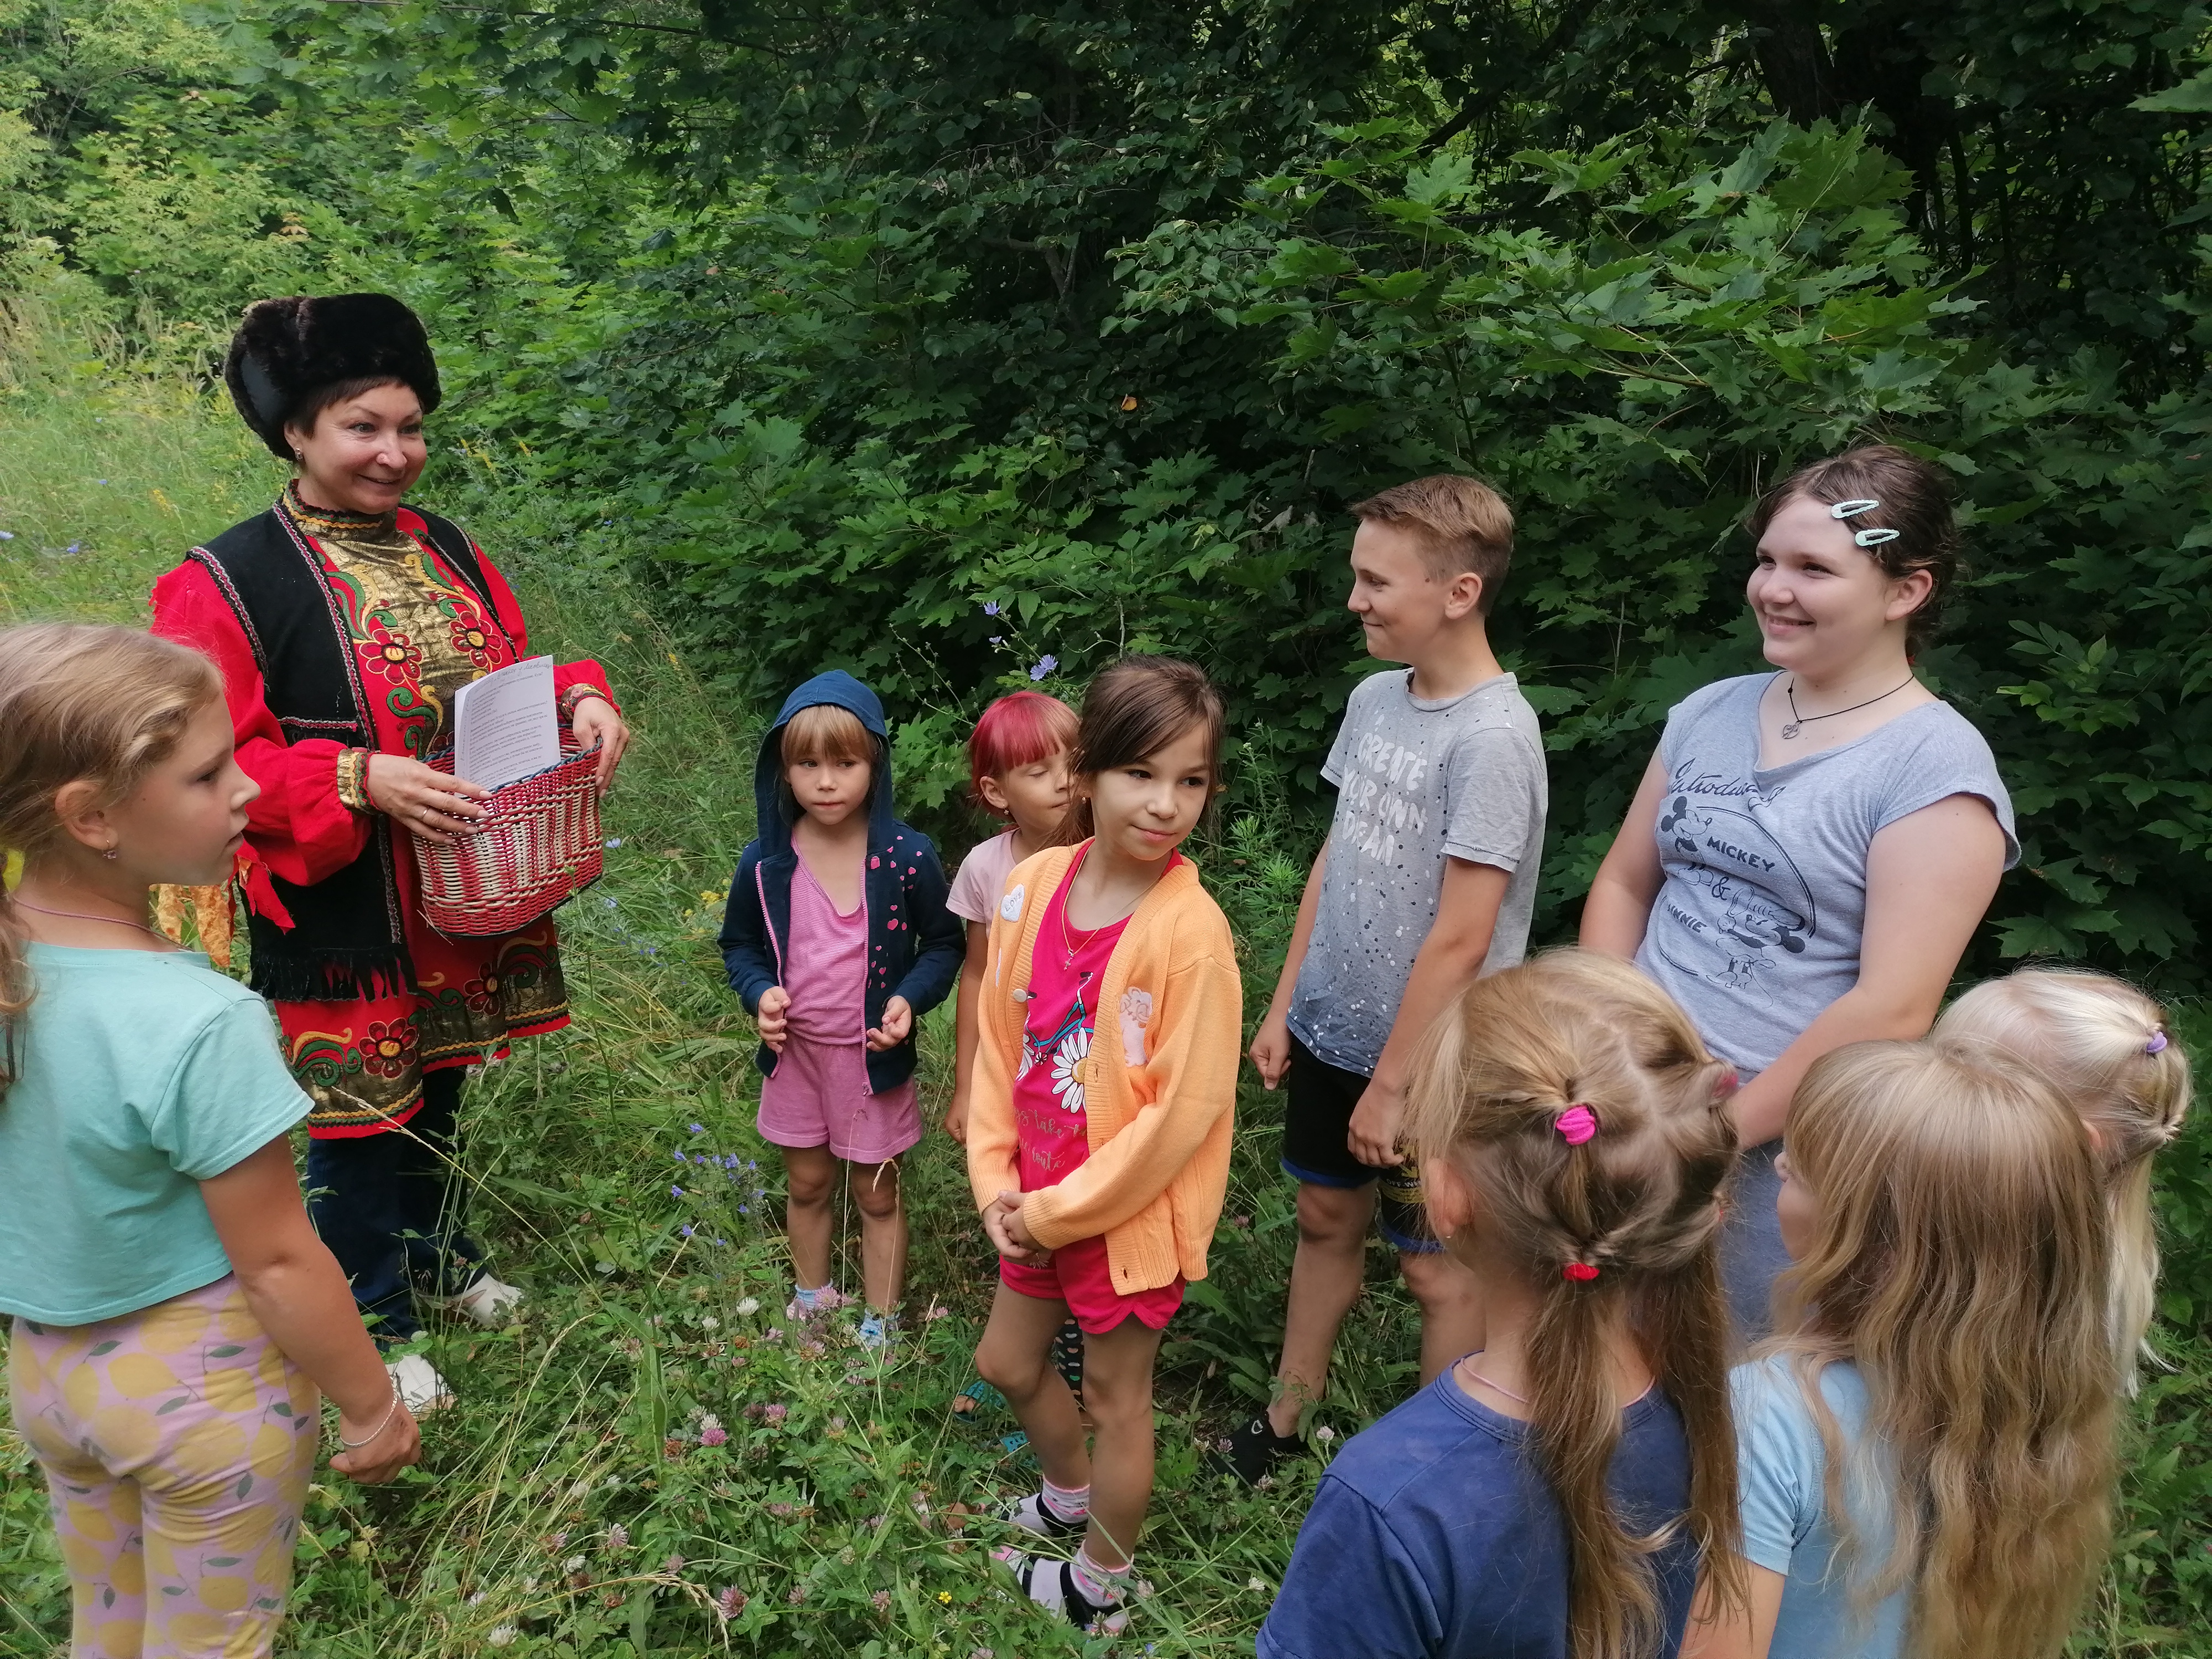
[1287,669,1547,1077]
[1635,674,2018,1078]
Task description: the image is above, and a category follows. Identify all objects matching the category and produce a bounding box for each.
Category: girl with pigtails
[1260,950,1743,1659]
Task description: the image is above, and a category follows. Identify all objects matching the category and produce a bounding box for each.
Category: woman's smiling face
[1746,493,1932,676]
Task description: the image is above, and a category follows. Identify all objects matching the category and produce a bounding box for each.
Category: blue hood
[753,670,895,857]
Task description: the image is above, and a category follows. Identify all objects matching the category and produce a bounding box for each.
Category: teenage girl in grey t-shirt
[1582,445,2016,1337]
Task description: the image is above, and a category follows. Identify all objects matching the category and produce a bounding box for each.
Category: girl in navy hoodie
[720,672,962,1346]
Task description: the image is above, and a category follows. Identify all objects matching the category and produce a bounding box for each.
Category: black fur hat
[223,293,442,459]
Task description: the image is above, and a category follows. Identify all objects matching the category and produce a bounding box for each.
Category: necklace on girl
[1460,1353,1529,1405]
[1058,847,1110,969]
[1781,674,1914,740]
[12,899,173,945]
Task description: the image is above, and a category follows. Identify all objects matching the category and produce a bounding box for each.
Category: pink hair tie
[2147,1030,2169,1055]
[1562,1262,1600,1282]
[1554,1104,1599,1145]
[1713,1066,1741,1100]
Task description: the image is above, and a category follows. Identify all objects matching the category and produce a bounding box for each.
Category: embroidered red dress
[153,487,615,1138]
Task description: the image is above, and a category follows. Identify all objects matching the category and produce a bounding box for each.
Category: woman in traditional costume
[153,293,630,1409]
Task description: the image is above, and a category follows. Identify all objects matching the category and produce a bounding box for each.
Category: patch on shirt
[1000,883,1026,922]
[1119,987,1153,1065]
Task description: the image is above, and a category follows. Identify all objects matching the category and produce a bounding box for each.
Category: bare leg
[975,1283,1088,1489]
[1267,1182,1378,1436]
[847,1157,907,1311]
[780,1144,838,1291]
[1076,1317,1166,1571]
[1400,1248,1485,1384]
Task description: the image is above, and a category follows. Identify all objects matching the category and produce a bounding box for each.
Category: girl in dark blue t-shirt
[1260,950,1744,1659]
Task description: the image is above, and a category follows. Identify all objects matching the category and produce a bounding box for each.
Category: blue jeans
[304,1068,484,1343]
[1720,1138,1790,1344]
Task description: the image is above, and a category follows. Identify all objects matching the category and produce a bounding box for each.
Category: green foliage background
[6,1,2212,1652]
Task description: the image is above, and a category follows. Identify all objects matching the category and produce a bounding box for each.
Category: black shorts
[1279,1034,1439,1253]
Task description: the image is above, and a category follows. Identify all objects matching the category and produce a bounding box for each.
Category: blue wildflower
[681,1224,694,1238]
[989,636,1003,646]
[715,1238,727,1246]
[0,530,13,540]
[1029,654,1057,681]
[605,837,624,848]
[690,1123,705,1135]
[672,1185,685,1197]
[604,896,618,909]
[674,1150,686,1161]
[64,542,81,555]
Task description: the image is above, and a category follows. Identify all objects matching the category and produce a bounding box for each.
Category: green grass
[1,315,2208,1657]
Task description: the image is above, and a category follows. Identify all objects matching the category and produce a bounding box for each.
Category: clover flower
[716,1586,747,1619]
[487,1626,517,1647]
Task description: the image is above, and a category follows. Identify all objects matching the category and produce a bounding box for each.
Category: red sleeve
[468,543,618,712]
[151,560,372,889]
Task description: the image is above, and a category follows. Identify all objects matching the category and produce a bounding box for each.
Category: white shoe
[387,1352,455,1413]
[431,1272,525,1328]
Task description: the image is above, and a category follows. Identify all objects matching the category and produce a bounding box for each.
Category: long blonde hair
[0,623,223,1098]
[1407,950,1743,1659]
[1773,1040,2118,1659]
[1933,969,2189,1379]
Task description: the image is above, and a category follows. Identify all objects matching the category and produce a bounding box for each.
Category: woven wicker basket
[417,739,604,937]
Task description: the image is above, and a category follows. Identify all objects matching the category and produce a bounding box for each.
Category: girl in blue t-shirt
[1261,950,1744,1659]
[1683,1040,2118,1659]
[0,623,420,1659]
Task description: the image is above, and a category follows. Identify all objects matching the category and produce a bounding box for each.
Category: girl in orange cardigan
[967,657,1243,1634]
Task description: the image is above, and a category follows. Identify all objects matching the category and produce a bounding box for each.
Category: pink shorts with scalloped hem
[999,1233,1185,1335]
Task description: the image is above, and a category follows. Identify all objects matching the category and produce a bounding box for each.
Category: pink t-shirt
[781,854,867,1044]
[1013,859,1130,1192]
[947,829,1019,926]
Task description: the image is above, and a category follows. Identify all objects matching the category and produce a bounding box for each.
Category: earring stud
[101,846,119,861]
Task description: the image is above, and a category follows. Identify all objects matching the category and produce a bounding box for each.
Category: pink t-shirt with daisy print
[1011,854,1180,1193]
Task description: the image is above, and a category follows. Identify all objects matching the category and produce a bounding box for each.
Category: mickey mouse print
[1650,778,1817,1000]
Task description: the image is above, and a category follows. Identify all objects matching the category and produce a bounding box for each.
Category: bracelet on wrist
[557,684,613,723]
[336,748,375,815]
[339,1378,403,1449]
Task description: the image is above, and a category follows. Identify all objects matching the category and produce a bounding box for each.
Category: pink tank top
[782,854,867,1044]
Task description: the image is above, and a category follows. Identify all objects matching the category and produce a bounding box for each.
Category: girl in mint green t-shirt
[1,623,421,1659]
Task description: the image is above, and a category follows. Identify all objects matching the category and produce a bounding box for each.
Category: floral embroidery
[445,605,497,669]
[1047,1026,1091,1114]
[363,621,422,684]
[357,1019,420,1079]
[462,971,503,1013]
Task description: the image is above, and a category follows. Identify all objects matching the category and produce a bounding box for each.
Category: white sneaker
[431,1272,526,1328]
[387,1352,455,1413]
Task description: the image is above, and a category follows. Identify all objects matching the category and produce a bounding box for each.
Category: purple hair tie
[1555,1104,1599,1145]
[2147,1030,2169,1055]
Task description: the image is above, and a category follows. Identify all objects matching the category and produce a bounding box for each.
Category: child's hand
[1249,1012,1292,1091]
[331,1394,421,1485]
[1346,1077,1407,1168]
[984,1190,1047,1264]
[944,1087,970,1144]
[757,986,791,1052]
[865,995,913,1051]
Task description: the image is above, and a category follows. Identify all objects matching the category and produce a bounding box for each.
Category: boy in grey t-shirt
[1233,475,1548,1483]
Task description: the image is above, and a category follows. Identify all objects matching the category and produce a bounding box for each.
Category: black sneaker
[1219,1412,1303,1485]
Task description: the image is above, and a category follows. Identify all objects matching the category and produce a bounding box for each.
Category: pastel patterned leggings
[6,1275,319,1658]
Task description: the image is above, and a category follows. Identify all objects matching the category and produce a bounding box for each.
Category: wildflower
[937,1590,953,1603]
[550,1530,568,1549]
[604,836,623,847]
[701,1314,719,1329]
[982,599,999,615]
[787,1584,808,1605]
[737,1296,759,1316]
[766,1501,794,1518]
[522,1576,539,1592]
[467,1590,487,1605]
[866,1514,885,1529]
[1249,1577,1267,1591]
[664,1436,687,1459]
[663,1553,685,1573]
[564,1554,587,1572]
[603,896,617,907]
[1316,1425,1336,1444]
[681,1224,694,1238]
[672,1185,684,1197]
[873,1589,892,1612]
[97,479,108,485]
[64,542,81,554]
[674,1150,686,1161]
[716,1586,747,1619]
[690,1121,705,1134]
[701,1421,728,1447]
[764,1326,783,1342]
[604,1524,629,1552]
[763,1402,788,1424]
[487,1626,518,1647]
[989,636,1004,646]
[0,530,13,540]
[1029,655,1057,681]
[715,1237,727,1245]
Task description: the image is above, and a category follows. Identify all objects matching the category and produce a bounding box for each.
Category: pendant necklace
[1058,848,1108,969]
[1781,674,1914,740]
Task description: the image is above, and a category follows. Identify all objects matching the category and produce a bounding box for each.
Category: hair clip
[1554,1104,1599,1145]
[2146,1029,2169,1055]
[1828,499,1881,519]
[1853,526,1900,548]
[1562,1262,1600,1282]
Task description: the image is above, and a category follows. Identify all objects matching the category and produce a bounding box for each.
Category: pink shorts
[757,1039,921,1166]
[999,1233,1185,1335]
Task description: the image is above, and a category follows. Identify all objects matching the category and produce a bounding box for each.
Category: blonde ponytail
[1408,949,1744,1659]
[0,623,223,1099]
